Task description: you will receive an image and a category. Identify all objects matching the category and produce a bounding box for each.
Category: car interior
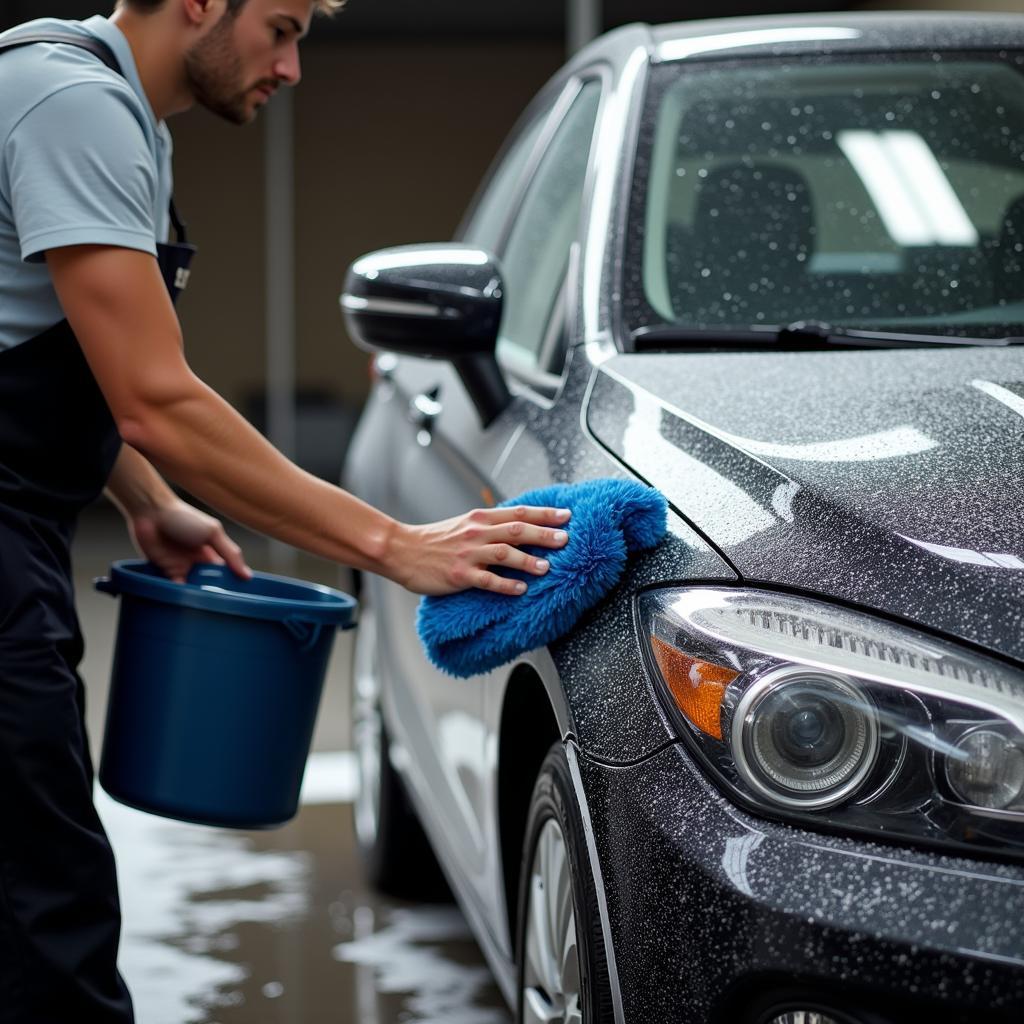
[645,61,1024,336]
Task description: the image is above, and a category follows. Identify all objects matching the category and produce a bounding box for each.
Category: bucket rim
[98,559,357,626]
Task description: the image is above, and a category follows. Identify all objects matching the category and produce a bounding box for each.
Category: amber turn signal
[649,636,738,740]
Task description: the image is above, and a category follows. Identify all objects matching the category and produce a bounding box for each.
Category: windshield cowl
[630,321,1024,351]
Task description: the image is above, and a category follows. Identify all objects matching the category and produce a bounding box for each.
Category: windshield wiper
[631,320,1024,351]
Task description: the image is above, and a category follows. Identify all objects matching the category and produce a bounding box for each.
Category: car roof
[565,12,1024,76]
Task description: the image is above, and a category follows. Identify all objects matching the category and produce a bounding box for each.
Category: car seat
[669,162,817,326]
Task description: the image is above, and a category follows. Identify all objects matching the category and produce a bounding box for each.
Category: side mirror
[340,244,511,426]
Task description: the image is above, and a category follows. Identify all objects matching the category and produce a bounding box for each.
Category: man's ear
[181,0,227,28]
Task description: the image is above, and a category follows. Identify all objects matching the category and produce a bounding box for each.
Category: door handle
[408,390,442,429]
[373,352,398,381]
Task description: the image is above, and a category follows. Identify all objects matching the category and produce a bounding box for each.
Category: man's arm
[49,244,569,596]
[104,443,251,583]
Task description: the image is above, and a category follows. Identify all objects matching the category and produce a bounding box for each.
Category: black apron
[0,30,195,1023]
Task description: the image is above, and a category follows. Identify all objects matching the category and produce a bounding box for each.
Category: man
[0,1,570,1019]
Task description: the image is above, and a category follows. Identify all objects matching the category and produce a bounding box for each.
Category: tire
[516,742,614,1024]
[350,604,450,901]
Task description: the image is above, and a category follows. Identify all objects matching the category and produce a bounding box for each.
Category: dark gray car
[341,13,1024,1024]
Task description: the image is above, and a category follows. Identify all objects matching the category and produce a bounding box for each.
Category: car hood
[586,345,1024,663]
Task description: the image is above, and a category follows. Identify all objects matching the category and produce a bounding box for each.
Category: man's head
[117,0,343,123]
[118,0,343,17]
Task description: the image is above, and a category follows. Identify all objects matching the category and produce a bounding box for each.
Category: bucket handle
[94,576,118,597]
[282,616,324,654]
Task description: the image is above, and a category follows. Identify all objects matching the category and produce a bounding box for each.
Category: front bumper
[576,741,1024,1024]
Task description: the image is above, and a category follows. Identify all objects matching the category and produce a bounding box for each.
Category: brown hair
[119,0,345,14]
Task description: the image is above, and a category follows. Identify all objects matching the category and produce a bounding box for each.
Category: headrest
[691,162,816,266]
[995,194,1024,302]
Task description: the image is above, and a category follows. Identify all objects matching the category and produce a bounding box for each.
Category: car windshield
[623,52,1024,342]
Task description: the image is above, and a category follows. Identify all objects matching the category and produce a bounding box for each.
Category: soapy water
[96,752,510,1024]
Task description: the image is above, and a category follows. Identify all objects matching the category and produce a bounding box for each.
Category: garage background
[2,0,1019,487]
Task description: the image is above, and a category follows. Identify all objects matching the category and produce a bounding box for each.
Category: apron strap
[0,31,120,73]
[0,30,188,245]
[169,198,189,246]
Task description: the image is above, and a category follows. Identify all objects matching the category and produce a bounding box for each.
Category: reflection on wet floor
[99,753,512,1024]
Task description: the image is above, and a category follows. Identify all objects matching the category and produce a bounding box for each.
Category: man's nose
[273,44,301,86]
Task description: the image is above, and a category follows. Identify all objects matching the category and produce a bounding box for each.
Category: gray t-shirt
[0,15,173,349]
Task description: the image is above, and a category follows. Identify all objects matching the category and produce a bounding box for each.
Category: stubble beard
[184,14,252,125]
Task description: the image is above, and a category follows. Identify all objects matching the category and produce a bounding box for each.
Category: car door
[378,74,605,919]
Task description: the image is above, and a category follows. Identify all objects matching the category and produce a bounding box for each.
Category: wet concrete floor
[74,508,513,1024]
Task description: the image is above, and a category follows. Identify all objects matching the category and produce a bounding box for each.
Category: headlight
[733,667,879,810]
[638,587,1024,860]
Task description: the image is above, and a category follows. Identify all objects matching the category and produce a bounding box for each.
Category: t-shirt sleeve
[5,79,159,263]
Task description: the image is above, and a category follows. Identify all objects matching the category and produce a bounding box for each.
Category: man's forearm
[118,373,401,579]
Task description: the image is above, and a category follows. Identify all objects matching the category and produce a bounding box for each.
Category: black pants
[0,511,134,1023]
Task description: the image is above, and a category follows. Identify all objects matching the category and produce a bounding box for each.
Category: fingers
[481,522,569,551]
[479,505,571,528]
[472,569,529,597]
[450,506,573,597]
[466,506,570,550]
[207,528,253,580]
[480,544,552,577]
[405,505,573,597]
[199,544,226,565]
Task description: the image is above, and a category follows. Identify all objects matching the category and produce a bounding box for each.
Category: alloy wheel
[522,818,583,1024]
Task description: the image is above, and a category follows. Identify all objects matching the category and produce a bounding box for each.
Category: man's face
[184,0,313,125]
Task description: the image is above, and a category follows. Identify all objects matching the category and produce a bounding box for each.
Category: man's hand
[103,444,251,584]
[387,505,572,597]
[127,499,252,585]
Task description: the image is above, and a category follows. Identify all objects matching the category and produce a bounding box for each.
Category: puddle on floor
[97,753,512,1024]
[334,906,512,1024]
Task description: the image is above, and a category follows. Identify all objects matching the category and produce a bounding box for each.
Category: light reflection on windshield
[837,130,978,247]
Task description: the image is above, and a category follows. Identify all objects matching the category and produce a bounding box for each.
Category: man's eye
[273,27,287,41]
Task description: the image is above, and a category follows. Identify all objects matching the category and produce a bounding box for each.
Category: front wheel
[516,743,614,1024]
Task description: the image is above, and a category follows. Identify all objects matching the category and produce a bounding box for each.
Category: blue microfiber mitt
[417,478,668,678]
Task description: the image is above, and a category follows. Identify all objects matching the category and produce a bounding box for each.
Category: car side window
[497,79,602,372]
[460,112,547,254]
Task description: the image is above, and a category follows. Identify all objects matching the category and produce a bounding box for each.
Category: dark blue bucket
[95,560,357,829]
